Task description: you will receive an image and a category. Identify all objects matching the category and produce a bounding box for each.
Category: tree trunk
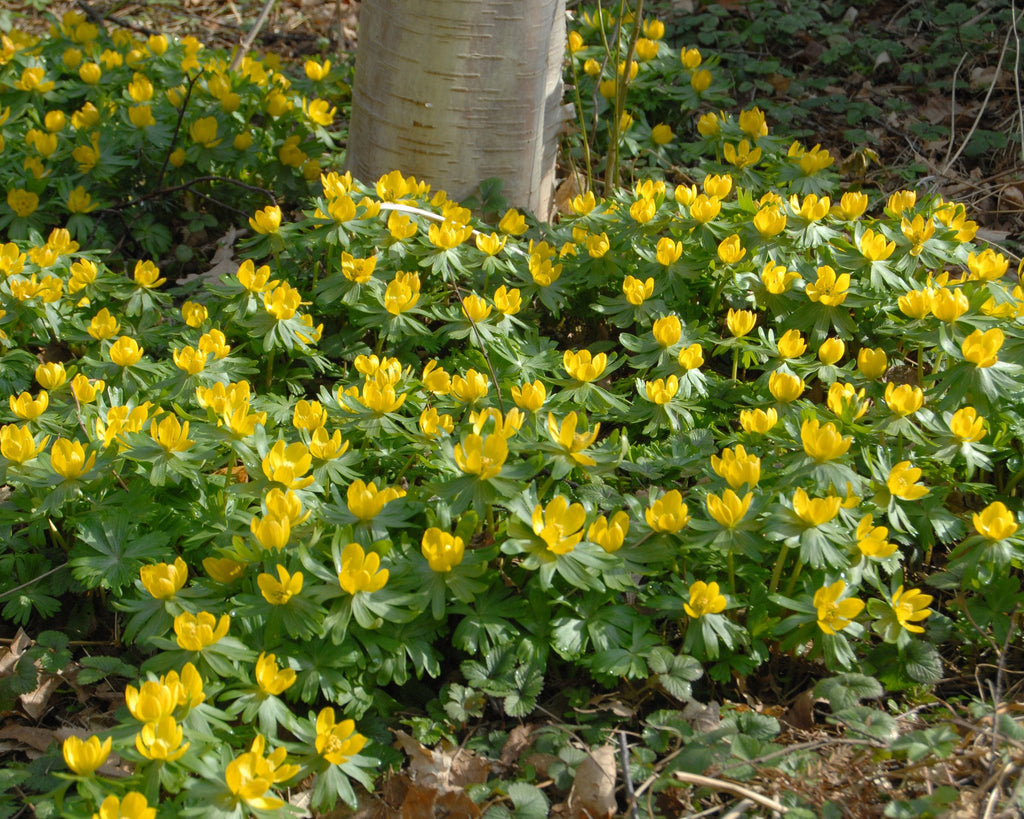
[346,0,566,218]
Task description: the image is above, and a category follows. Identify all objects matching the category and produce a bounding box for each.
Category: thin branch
[0,563,69,601]
[672,771,789,814]
[619,730,640,819]
[230,0,279,72]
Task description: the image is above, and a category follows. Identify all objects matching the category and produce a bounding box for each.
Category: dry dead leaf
[568,745,617,819]
[783,689,816,730]
[499,723,535,770]
[393,731,491,792]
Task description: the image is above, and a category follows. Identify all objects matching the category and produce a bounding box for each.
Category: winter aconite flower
[511,380,547,412]
[801,419,851,463]
[262,441,313,489]
[563,350,607,382]
[532,495,587,555]
[645,490,690,533]
[421,528,465,572]
[813,580,864,634]
[136,715,189,761]
[887,461,929,500]
[888,586,933,634]
[961,328,1004,368]
[547,412,599,466]
[346,479,405,520]
[711,445,760,489]
[805,265,849,306]
[769,371,804,403]
[950,407,985,442]
[644,376,679,405]
[338,543,388,594]
[109,336,144,367]
[140,556,188,599]
[225,736,297,811]
[151,415,195,453]
[856,515,898,559]
[94,793,155,819]
[315,707,367,765]
[705,490,753,528]
[587,511,630,553]
[884,383,923,417]
[684,581,727,618]
[174,611,229,651]
[726,308,755,338]
[739,407,778,434]
[973,501,1018,541]
[255,652,296,695]
[257,565,302,604]
[62,734,111,776]
[857,348,888,380]
[793,488,840,527]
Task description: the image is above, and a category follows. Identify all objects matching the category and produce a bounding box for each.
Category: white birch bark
[346,0,566,218]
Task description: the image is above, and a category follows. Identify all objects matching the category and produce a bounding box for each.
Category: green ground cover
[0,3,1022,816]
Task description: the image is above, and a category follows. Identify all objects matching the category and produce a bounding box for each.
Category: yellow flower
[262,440,314,489]
[70,374,104,404]
[725,308,756,338]
[652,315,682,348]
[181,301,208,328]
[257,565,303,605]
[684,580,727,618]
[705,489,753,529]
[62,734,112,776]
[884,383,923,417]
[151,415,194,453]
[532,495,587,555]
[818,337,845,365]
[739,106,768,137]
[498,208,527,235]
[857,347,888,380]
[775,329,806,360]
[623,275,655,306]
[753,205,786,237]
[547,412,600,466]
[305,58,331,80]
[461,293,492,322]
[973,501,1018,541]
[250,513,290,551]
[440,370,485,405]
[172,346,208,376]
[255,651,296,695]
[723,139,761,168]
[418,407,454,438]
[420,361,451,395]
[338,543,388,594]
[493,285,521,315]
[791,193,831,222]
[94,793,155,819]
[9,390,48,421]
[304,97,336,126]
[687,194,720,226]
[7,189,39,218]
[801,419,852,462]
[931,287,970,322]
[755,261,797,295]
[856,515,897,559]
[291,399,326,432]
[805,265,849,306]
[887,461,929,500]
[711,445,760,489]
[225,737,290,811]
[629,197,657,224]
[678,343,704,371]
[139,556,188,600]
[453,433,508,480]
[793,487,840,527]
[109,336,144,367]
[510,380,547,413]
[309,427,347,460]
[263,282,303,320]
[644,376,679,405]
[769,370,804,403]
[421,528,465,572]
[836,191,869,220]
[384,271,421,315]
[814,580,864,634]
[696,112,719,136]
[475,231,506,256]
[15,66,55,94]
[33,362,65,391]
[428,219,473,249]
[898,288,934,319]
[690,68,712,92]
[887,190,917,215]
[889,586,933,633]
[967,248,1008,281]
[136,715,189,762]
[651,123,674,145]
[859,228,895,262]
[315,707,367,765]
[357,372,407,414]
[587,511,630,553]
[645,489,690,533]
[174,611,229,651]
[264,487,309,527]
[249,205,281,234]
[827,383,869,420]
[681,47,703,69]
[237,259,273,292]
[347,479,405,520]
[189,116,221,147]
[961,328,1003,368]
[739,407,778,434]
[949,407,985,442]
[796,143,833,174]
[644,18,666,38]
[203,557,245,584]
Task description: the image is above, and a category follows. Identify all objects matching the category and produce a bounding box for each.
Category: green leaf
[70,510,171,592]
[76,655,139,686]
[832,705,899,744]
[814,673,883,711]
[900,640,943,685]
[506,781,549,819]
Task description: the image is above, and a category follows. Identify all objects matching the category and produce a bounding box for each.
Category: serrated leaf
[76,655,138,686]
[70,511,171,592]
[900,640,942,685]
[833,705,899,744]
[507,781,549,819]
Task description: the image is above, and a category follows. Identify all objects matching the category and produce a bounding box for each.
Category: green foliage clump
[1,6,1023,817]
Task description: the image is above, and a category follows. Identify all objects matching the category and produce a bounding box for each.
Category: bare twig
[1013,0,1024,163]
[0,563,69,601]
[619,730,640,819]
[673,772,789,814]
[229,0,278,72]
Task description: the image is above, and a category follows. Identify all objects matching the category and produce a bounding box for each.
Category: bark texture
[346,0,566,218]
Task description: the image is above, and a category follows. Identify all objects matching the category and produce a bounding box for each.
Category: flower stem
[784,558,805,597]
[768,542,789,594]
[727,550,736,596]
